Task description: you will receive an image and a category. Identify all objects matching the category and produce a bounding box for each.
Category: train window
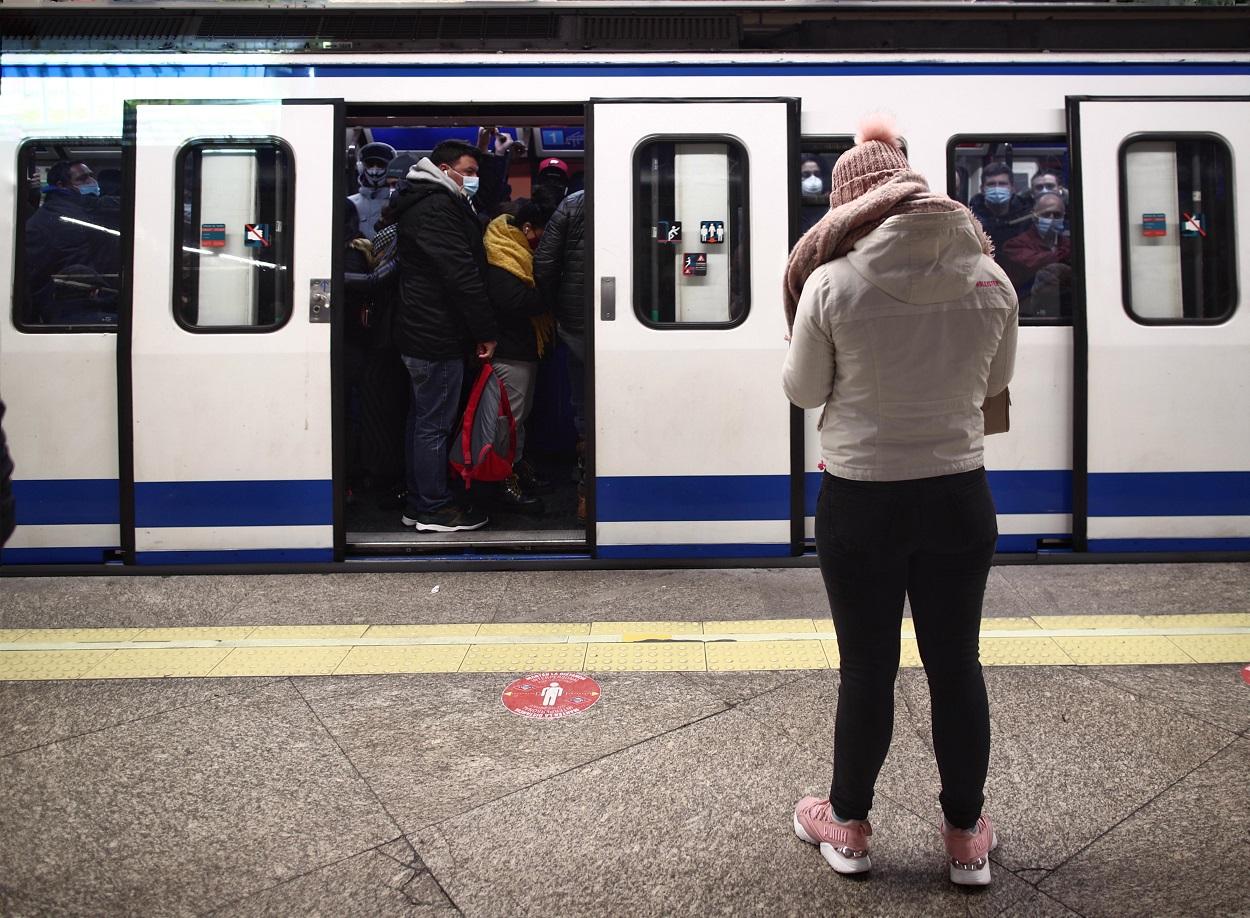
[797,138,854,237]
[950,136,1072,322]
[13,139,125,331]
[174,139,293,331]
[1120,136,1236,324]
[633,137,748,327]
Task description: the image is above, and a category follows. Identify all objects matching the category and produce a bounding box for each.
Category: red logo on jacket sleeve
[975,280,1001,287]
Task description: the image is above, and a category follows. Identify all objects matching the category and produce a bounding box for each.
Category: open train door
[588,98,799,560]
[120,100,344,564]
[1068,96,1250,552]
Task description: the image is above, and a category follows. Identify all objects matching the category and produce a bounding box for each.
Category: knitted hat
[359,141,396,166]
[828,114,909,208]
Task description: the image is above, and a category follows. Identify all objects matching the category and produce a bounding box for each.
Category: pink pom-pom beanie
[828,115,910,208]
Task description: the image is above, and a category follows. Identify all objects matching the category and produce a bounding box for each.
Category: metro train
[1,4,1248,570]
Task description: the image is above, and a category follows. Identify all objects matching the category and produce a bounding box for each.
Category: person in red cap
[537,157,571,199]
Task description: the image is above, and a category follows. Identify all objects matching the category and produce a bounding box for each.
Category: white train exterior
[1,42,1248,569]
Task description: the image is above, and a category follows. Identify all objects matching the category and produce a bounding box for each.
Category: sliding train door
[588,99,799,559]
[121,99,344,564]
[1068,96,1250,551]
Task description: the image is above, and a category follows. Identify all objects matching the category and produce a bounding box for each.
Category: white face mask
[801,175,823,195]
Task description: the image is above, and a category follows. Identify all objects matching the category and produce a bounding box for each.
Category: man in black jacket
[533,189,587,521]
[23,160,121,326]
[1,399,16,548]
[391,140,498,533]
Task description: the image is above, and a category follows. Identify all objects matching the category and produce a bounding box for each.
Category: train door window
[174,139,293,330]
[797,138,854,237]
[13,139,125,331]
[1120,135,1236,324]
[950,136,1072,322]
[633,137,748,327]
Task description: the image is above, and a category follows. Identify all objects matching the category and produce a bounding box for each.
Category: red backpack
[449,362,517,487]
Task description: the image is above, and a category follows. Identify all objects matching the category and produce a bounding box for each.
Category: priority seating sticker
[502,672,601,719]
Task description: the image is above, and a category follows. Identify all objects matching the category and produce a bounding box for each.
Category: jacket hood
[408,157,464,196]
[389,157,465,220]
[846,210,985,305]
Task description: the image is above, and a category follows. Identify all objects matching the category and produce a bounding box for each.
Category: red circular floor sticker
[1242,664,1250,687]
[502,672,601,719]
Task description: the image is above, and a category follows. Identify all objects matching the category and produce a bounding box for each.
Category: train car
[1,3,1248,570]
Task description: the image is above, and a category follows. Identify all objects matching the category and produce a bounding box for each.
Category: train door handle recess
[600,276,616,321]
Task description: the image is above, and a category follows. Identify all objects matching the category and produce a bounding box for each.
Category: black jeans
[815,468,997,829]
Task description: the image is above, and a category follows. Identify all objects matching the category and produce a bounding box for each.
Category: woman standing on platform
[782,116,1017,885]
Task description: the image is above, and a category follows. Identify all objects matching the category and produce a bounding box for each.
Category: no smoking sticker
[502,672,601,719]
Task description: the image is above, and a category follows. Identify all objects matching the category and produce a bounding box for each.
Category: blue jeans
[402,355,464,515]
[558,326,586,439]
[815,468,997,829]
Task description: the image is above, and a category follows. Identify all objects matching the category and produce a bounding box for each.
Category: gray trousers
[492,359,537,464]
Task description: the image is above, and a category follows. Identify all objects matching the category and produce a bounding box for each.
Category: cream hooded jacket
[783,210,1017,482]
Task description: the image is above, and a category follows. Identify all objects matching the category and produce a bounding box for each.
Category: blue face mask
[77,182,101,196]
[460,175,480,197]
[1036,216,1065,237]
[983,186,1012,205]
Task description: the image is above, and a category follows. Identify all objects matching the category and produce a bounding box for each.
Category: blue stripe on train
[1088,472,1250,517]
[6,63,1250,79]
[598,475,789,523]
[134,480,332,528]
[597,543,791,560]
[11,479,120,525]
[134,548,334,565]
[1089,538,1250,553]
[0,547,114,565]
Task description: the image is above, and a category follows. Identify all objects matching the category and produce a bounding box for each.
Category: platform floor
[1,562,1248,917]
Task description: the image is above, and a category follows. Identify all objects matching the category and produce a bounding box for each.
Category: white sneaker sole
[414,518,488,533]
[949,832,998,886]
[401,515,489,532]
[793,814,872,875]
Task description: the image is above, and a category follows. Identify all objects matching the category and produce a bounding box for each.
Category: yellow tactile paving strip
[1,614,1249,681]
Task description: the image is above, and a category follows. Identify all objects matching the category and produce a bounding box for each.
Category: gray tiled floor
[3,562,1248,629]
[1,562,1248,915]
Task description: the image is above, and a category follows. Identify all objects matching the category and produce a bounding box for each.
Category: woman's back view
[782,116,1017,885]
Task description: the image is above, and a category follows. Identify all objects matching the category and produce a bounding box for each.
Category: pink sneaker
[942,815,998,886]
[792,796,872,874]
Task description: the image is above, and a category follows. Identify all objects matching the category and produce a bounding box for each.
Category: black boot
[494,474,544,515]
[514,458,552,494]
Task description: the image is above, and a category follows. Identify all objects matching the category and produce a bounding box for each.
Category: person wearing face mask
[389,140,498,533]
[349,141,397,239]
[1027,169,1065,205]
[800,156,826,197]
[967,162,1032,251]
[482,198,557,513]
[1000,192,1072,315]
[23,159,122,325]
[799,154,830,233]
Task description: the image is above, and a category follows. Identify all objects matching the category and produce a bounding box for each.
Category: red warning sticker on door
[501,672,601,719]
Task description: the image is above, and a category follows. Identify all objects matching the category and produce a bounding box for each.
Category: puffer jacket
[24,191,122,320]
[1,399,15,547]
[533,190,585,335]
[390,159,497,360]
[783,210,1018,482]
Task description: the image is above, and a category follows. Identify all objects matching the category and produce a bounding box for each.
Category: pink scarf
[783,170,993,331]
